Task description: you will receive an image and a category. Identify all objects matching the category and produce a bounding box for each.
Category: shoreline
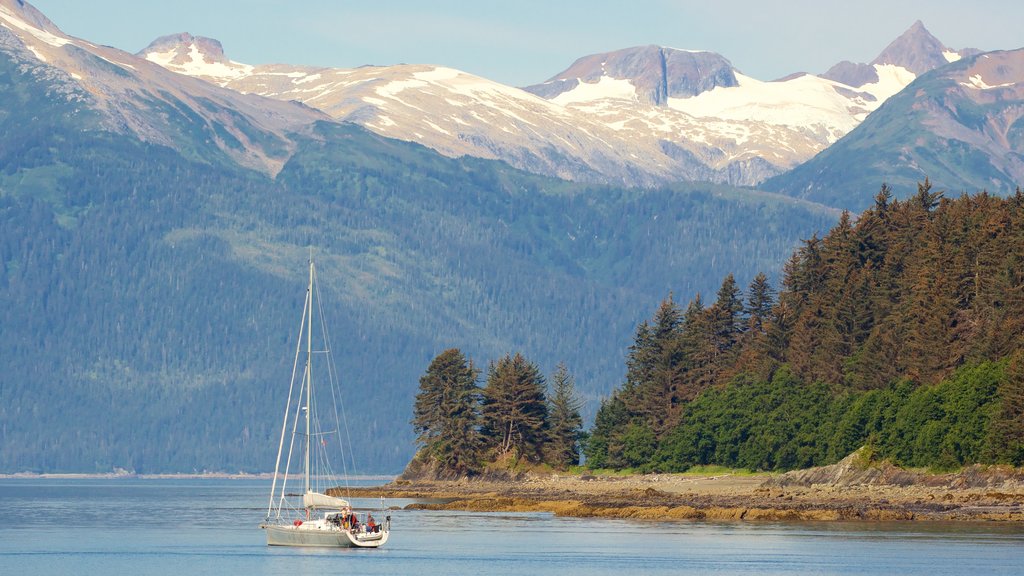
[0,472,397,481]
[343,469,1024,523]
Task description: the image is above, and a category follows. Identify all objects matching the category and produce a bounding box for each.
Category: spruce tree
[629,295,686,434]
[481,353,549,462]
[411,348,483,476]
[745,272,775,334]
[546,363,585,468]
[584,394,628,469]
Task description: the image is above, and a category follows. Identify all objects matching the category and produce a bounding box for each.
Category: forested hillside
[587,184,1024,471]
[0,88,838,474]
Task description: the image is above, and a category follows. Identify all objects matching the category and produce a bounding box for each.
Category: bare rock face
[524,45,738,105]
[768,447,1024,490]
[821,60,880,88]
[139,33,231,67]
[767,448,923,488]
[872,20,957,75]
[823,20,974,88]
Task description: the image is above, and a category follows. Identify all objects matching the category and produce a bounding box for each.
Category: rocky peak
[137,33,252,84]
[871,20,954,74]
[525,45,738,106]
[823,20,973,88]
[138,33,231,65]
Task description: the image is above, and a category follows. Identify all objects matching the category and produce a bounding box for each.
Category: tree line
[410,349,585,476]
[586,182,1024,471]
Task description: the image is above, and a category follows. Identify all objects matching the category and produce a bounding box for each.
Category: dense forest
[586,183,1024,472]
[0,42,838,474]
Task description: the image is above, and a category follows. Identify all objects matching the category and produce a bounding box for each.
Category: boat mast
[305,254,313,497]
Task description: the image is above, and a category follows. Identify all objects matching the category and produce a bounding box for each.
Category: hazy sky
[28,0,1024,86]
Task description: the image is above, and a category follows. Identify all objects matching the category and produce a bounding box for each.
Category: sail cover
[303,491,350,509]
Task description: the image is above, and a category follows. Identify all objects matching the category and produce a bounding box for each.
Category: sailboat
[260,255,390,548]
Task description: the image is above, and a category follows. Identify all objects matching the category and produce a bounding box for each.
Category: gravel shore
[344,459,1024,522]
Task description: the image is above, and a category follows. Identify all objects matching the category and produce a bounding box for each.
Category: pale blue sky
[28,0,1024,87]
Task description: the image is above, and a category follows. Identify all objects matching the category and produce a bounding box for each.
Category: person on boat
[367,514,376,533]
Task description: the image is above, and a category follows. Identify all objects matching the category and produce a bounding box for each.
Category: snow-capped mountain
[140,22,974,188]
[822,20,977,86]
[764,47,1024,210]
[524,25,973,185]
[0,0,326,175]
[140,34,705,186]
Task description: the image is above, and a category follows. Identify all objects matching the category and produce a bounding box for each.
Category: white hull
[263,523,389,548]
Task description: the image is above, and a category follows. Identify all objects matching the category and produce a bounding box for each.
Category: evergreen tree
[745,272,775,334]
[481,353,549,462]
[588,184,1024,472]
[546,363,585,468]
[411,348,483,475]
[626,295,686,434]
[584,393,628,469]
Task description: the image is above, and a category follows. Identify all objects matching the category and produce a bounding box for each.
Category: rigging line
[309,265,343,495]
[267,285,310,521]
[314,264,357,495]
[279,354,309,515]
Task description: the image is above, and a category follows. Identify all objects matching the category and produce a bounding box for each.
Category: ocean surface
[1,477,1022,575]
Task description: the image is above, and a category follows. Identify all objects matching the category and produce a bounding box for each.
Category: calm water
[1,478,1022,575]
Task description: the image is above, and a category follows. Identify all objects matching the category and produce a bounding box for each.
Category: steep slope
[0,110,839,474]
[0,11,841,473]
[0,0,326,175]
[763,49,1024,211]
[823,20,974,87]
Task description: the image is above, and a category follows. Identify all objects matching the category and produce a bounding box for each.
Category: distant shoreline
[0,472,397,481]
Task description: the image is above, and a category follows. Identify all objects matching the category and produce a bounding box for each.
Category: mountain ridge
[0,0,328,176]
[763,48,1024,210]
[135,19,979,190]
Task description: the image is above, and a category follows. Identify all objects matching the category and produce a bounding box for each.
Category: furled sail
[303,491,350,509]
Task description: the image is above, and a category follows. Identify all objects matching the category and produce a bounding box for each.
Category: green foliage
[644,362,1008,473]
[583,394,628,469]
[652,368,837,471]
[620,422,657,468]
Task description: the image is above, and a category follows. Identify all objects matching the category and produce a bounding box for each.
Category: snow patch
[144,43,253,83]
[551,76,638,106]
[0,5,70,48]
[961,74,1015,90]
[859,64,917,102]
[24,43,46,62]
[294,73,322,85]
[423,120,451,135]
[943,50,961,63]
[666,72,861,134]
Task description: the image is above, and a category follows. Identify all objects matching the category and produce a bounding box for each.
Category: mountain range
[136,20,980,192]
[1,0,1023,474]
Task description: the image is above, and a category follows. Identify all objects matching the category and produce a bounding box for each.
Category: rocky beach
[346,455,1024,522]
